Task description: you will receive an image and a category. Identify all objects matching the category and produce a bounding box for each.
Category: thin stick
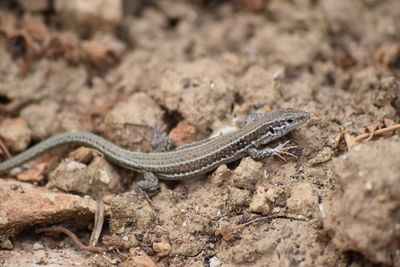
[90,199,105,248]
[354,124,400,142]
[35,225,107,253]
[232,214,308,230]
[345,124,400,149]
[0,138,12,159]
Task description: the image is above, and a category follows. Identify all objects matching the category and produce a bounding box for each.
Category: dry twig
[0,138,12,159]
[344,124,400,149]
[35,225,107,253]
[90,199,105,248]
[233,214,308,230]
[217,213,308,241]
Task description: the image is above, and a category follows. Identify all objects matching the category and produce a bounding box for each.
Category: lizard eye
[269,127,275,134]
[287,119,294,124]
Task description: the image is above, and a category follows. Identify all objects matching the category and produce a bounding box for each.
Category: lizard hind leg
[136,171,160,194]
[151,122,174,152]
[136,172,161,211]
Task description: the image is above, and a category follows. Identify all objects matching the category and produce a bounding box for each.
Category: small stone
[280,225,292,238]
[0,238,13,250]
[54,0,122,33]
[0,118,31,152]
[66,160,87,171]
[319,203,326,218]
[231,157,263,191]
[365,181,373,191]
[265,188,276,202]
[33,242,44,250]
[209,164,233,186]
[69,147,95,164]
[249,184,273,215]
[209,256,222,267]
[153,242,171,257]
[127,250,157,267]
[374,43,400,68]
[272,207,281,213]
[16,163,47,183]
[169,121,199,147]
[50,157,123,198]
[210,126,238,138]
[98,169,111,184]
[308,147,335,165]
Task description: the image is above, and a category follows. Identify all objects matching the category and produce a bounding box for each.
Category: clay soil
[0,1,399,266]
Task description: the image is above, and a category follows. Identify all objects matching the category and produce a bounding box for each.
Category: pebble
[209,256,222,267]
[153,242,172,257]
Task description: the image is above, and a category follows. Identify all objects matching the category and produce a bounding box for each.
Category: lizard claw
[272,141,298,161]
[248,140,299,161]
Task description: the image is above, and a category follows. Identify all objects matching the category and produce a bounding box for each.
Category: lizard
[0,109,310,191]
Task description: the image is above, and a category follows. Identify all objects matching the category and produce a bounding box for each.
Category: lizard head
[248,109,310,145]
[273,109,310,131]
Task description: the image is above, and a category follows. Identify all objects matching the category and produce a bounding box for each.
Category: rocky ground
[0,0,399,266]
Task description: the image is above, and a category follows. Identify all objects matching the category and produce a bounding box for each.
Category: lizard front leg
[247,140,298,161]
[136,172,160,193]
